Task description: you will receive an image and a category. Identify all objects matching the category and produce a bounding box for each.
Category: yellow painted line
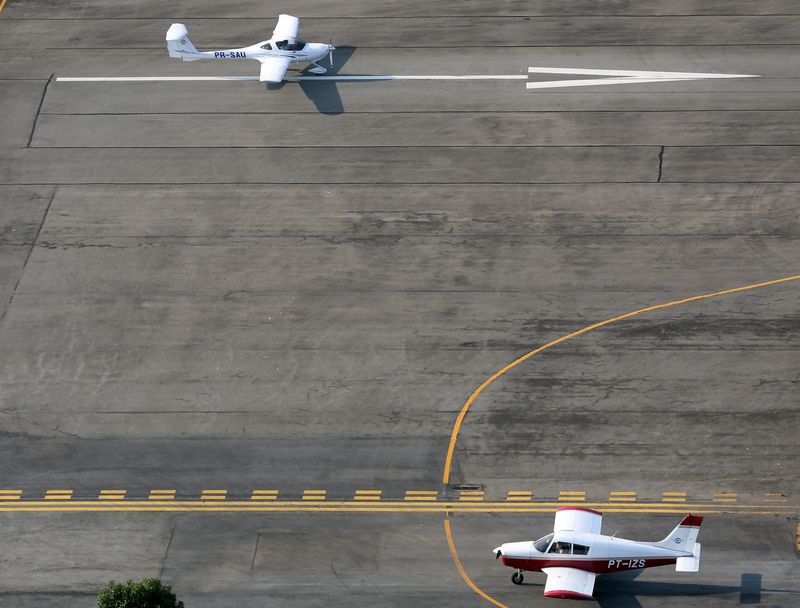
[302,490,326,500]
[44,490,73,500]
[251,490,279,500]
[796,522,800,552]
[506,491,532,502]
[609,491,637,502]
[442,274,800,484]
[99,490,126,500]
[354,490,382,501]
[558,491,586,501]
[713,492,738,503]
[405,490,438,501]
[444,518,510,608]
[662,491,687,502]
[0,0,7,15]
[459,491,485,502]
[764,493,787,502]
[0,500,793,515]
[0,490,22,501]
[201,490,227,500]
[148,490,176,500]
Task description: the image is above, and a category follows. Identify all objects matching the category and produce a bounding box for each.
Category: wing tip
[544,590,594,599]
[556,506,603,516]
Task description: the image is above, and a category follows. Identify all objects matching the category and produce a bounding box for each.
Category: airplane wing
[272,14,300,40]
[553,507,602,534]
[258,56,292,83]
[542,567,596,599]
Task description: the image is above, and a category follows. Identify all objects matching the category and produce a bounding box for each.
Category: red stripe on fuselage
[500,556,676,574]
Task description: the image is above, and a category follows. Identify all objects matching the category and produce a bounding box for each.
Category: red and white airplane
[493,507,702,599]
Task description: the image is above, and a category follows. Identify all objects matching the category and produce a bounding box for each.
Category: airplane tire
[511,571,524,585]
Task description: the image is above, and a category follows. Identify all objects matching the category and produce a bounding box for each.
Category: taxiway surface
[0,1,798,606]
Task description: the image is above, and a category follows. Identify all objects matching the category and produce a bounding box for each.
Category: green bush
[97,578,184,608]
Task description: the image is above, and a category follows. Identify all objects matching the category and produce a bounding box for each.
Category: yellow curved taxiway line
[442,274,800,485]
[442,274,800,608]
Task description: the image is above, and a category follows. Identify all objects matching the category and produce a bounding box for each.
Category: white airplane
[494,508,702,599]
[166,14,335,83]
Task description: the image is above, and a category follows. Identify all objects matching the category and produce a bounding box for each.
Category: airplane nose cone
[493,546,503,559]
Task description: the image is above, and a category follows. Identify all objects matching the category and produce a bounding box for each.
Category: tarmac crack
[158,522,176,580]
[26,74,53,148]
[0,187,56,332]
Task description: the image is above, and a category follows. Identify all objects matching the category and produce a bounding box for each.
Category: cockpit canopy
[275,39,306,51]
[533,533,590,555]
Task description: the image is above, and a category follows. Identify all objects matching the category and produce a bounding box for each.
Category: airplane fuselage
[497,531,693,575]
[179,41,330,65]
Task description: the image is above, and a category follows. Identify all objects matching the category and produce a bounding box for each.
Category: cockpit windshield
[275,39,306,51]
[533,533,554,553]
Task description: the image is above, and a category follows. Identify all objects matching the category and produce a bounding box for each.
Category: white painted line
[57,74,528,83]
[57,76,262,82]
[286,74,528,81]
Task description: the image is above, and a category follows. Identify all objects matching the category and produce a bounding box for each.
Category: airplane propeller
[328,39,336,68]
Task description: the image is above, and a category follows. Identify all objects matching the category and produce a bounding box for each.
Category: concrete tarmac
[0,1,798,606]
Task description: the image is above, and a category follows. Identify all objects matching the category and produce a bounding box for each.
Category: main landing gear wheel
[511,571,524,585]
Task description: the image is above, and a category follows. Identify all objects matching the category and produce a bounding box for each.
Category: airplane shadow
[592,571,800,607]
[266,46,358,115]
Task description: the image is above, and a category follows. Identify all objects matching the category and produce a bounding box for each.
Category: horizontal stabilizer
[676,542,701,572]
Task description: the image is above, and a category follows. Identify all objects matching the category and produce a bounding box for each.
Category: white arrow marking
[526,67,759,89]
[56,67,760,87]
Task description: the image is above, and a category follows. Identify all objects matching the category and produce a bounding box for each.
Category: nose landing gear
[511,570,524,585]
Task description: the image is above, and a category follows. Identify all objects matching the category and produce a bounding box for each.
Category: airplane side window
[276,40,288,50]
[533,533,554,553]
[548,541,572,554]
[261,43,272,50]
[572,544,590,555]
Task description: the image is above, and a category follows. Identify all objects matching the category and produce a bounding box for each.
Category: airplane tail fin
[166,23,201,60]
[651,514,703,558]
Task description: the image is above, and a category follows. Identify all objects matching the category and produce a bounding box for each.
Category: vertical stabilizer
[166,23,201,60]
[652,514,703,553]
